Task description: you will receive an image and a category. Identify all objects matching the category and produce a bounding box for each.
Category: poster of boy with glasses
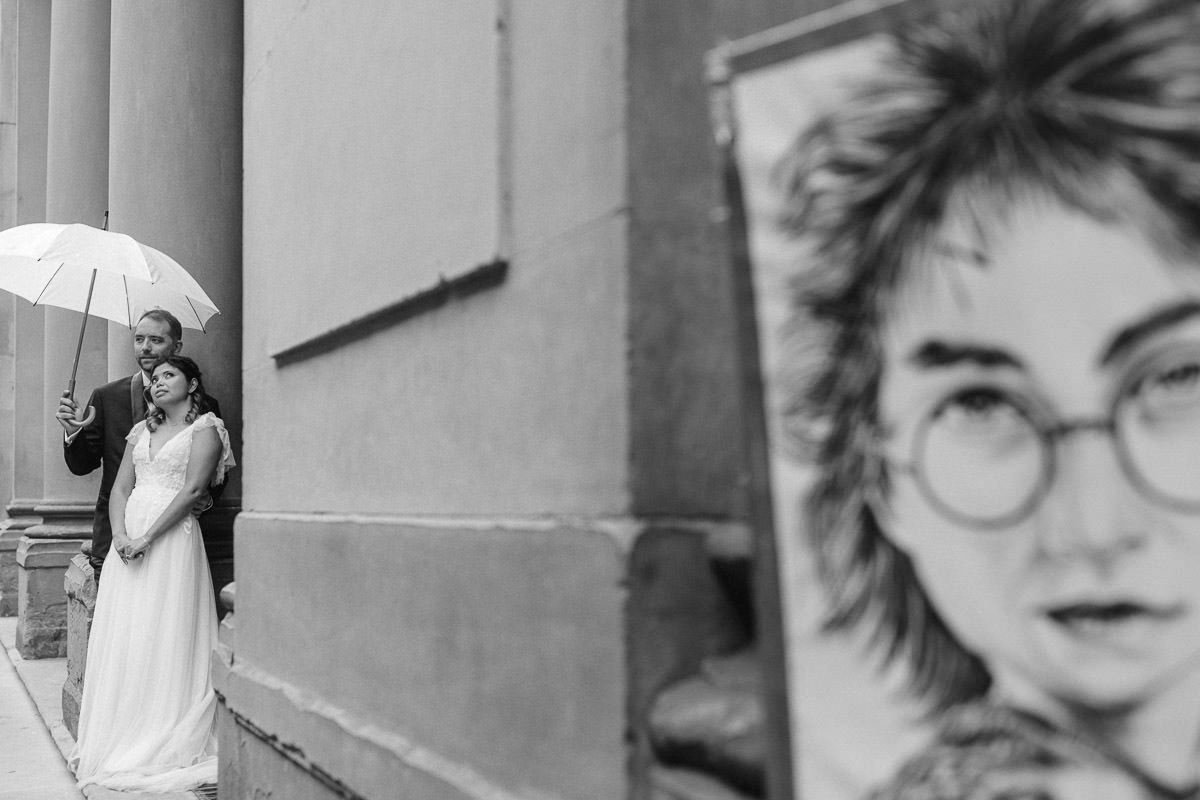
[722,0,1200,797]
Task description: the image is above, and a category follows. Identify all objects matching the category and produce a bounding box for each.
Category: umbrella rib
[124,275,132,329]
[31,263,65,306]
[187,296,206,333]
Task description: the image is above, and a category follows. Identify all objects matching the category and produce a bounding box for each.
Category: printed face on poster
[718,1,1200,797]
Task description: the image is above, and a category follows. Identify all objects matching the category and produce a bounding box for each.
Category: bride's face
[149,363,195,407]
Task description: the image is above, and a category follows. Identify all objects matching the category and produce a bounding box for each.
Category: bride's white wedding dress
[70,412,235,792]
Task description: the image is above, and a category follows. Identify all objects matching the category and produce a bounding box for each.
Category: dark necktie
[130,375,148,422]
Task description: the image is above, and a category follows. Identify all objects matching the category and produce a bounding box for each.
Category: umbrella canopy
[0,222,219,331]
[0,221,220,428]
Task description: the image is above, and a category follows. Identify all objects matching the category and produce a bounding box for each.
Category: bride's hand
[112,533,133,563]
[125,536,150,562]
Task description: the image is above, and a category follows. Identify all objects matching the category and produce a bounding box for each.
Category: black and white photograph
[0,1,1199,799]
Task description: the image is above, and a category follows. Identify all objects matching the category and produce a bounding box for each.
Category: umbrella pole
[73,209,106,392]
[65,269,98,427]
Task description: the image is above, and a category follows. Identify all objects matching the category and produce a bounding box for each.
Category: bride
[70,354,235,792]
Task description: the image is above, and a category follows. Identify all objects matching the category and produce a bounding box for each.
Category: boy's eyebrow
[907,340,1024,371]
[1100,300,1200,367]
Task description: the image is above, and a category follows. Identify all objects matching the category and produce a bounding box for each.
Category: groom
[54,308,222,583]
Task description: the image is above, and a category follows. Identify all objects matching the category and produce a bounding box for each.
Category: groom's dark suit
[64,374,222,578]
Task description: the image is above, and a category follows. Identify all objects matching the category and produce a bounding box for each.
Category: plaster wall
[243,1,629,515]
[623,0,821,519]
[219,726,344,800]
[244,0,499,354]
[228,516,628,799]
[236,3,632,797]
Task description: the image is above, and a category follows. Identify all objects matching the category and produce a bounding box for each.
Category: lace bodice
[126,413,235,493]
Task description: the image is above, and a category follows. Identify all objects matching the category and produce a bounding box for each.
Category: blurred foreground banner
[714,1,1200,798]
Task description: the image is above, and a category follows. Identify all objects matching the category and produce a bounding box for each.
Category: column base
[62,552,96,736]
[16,500,92,659]
[0,501,45,617]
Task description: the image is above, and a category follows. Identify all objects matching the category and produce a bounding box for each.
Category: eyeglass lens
[912,348,1200,526]
[1120,356,1200,506]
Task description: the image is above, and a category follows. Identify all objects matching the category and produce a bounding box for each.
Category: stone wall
[61,551,94,735]
[16,533,83,658]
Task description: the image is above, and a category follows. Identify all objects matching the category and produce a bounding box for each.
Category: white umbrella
[0,220,220,427]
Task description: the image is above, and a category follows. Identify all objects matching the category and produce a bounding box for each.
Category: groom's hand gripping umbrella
[0,220,219,431]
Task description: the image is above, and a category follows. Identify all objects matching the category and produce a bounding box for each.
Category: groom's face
[132,318,180,375]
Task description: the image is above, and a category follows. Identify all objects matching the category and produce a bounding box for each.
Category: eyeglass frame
[883,346,1200,531]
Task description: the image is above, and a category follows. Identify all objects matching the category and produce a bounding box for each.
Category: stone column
[16,0,111,659]
[31,3,112,716]
[109,0,242,602]
[42,0,111,507]
[0,0,51,618]
[2,305,46,617]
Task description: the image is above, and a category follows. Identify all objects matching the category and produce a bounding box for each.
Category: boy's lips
[1040,598,1185,645]
[1045,602,1175,625]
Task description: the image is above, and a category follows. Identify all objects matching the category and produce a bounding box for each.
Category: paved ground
[0,618,208,800]
[0,618,82,799]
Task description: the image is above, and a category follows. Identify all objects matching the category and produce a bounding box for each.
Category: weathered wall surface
[223,517,627,799]
[236,2,632,798]
[243,1,629,516]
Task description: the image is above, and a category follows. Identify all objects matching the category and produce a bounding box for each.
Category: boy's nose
[1036,432,1146,562]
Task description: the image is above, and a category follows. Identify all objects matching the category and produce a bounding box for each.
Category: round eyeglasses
[886,344,1200,529]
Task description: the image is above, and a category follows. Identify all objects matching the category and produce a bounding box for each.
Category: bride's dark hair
[145,355,210,431]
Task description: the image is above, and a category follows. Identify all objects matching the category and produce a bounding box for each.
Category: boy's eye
[926,387,1035,448]
[1129,354,1200,421]
[1145,361,1200,393]
[936,388,1021,426]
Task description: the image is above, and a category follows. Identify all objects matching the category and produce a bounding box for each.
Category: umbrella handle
[64,379,96,430]
[72,404,96,428]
